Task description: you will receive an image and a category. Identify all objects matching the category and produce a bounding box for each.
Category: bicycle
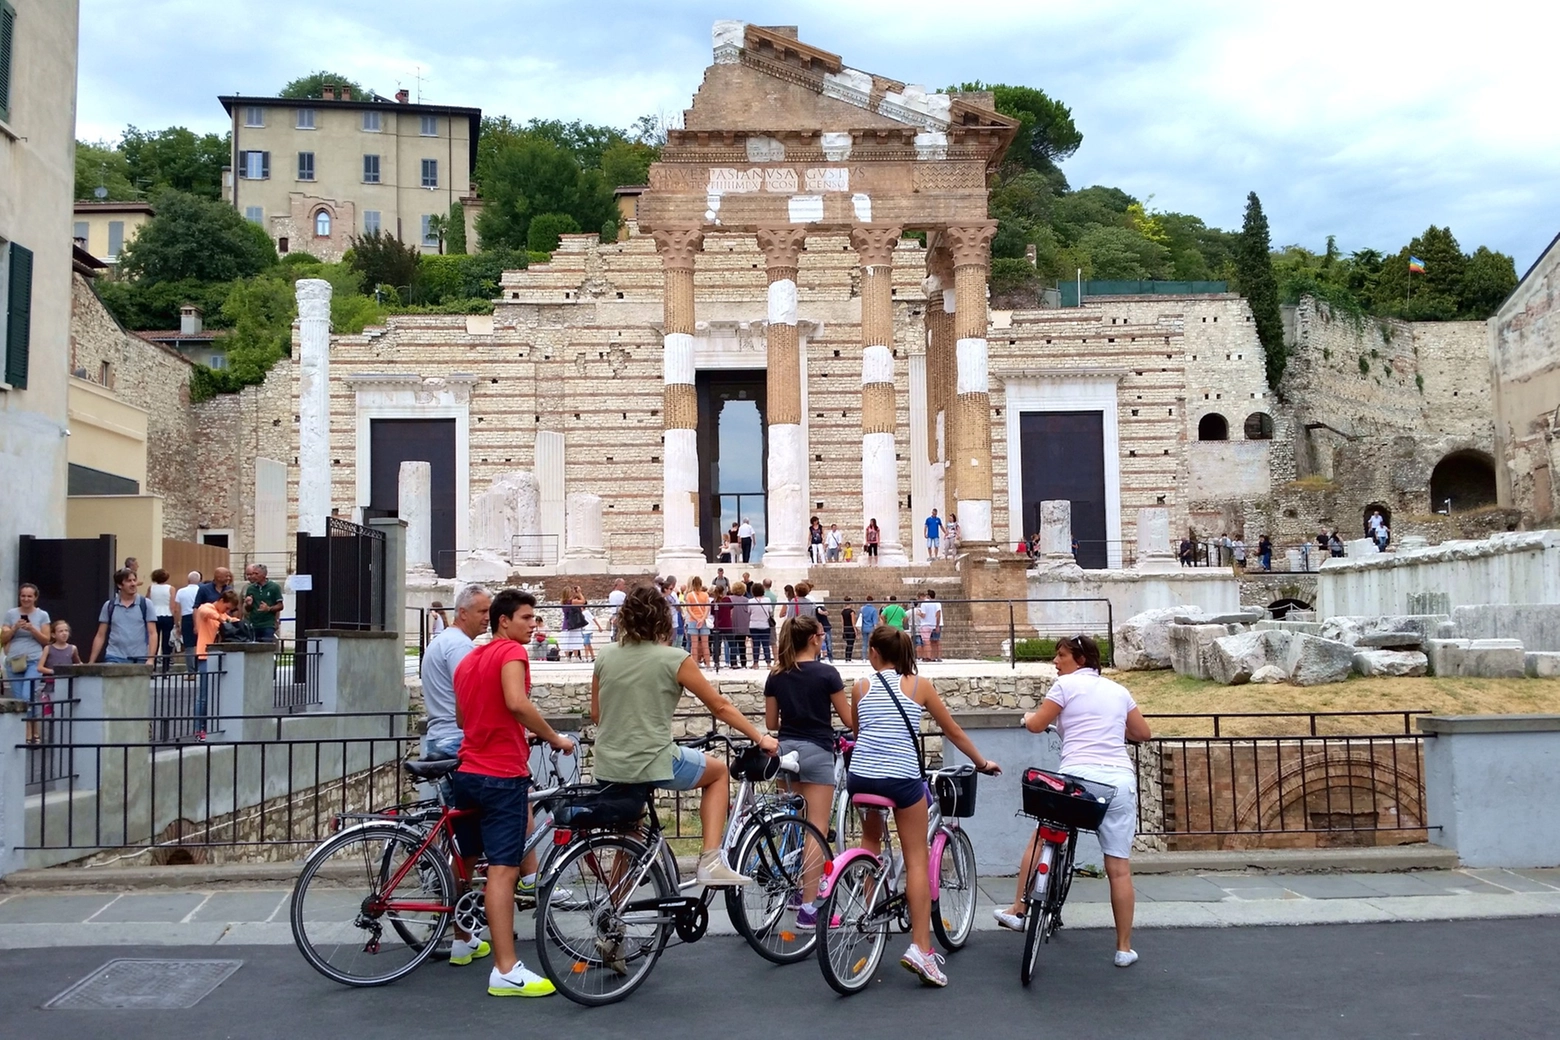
[1015,766,1116,986]
[532,730,827,1005]
[289,739,578,987]
[813,764,981,995]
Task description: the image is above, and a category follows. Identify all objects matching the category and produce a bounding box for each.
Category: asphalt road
[4,919,1557,1039]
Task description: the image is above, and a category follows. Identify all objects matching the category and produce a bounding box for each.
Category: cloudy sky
[78,0,1560,270]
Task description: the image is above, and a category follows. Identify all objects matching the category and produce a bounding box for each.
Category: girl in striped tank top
[847,625,1001,987]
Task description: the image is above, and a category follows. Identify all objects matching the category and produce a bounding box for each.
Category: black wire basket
[1020,767,1115,831]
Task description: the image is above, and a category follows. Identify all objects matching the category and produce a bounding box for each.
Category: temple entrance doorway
[367,418,457,577]
[697,370,768,563]
[1020,411,1108,569]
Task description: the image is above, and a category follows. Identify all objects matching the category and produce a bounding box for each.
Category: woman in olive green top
[592,585,778,885]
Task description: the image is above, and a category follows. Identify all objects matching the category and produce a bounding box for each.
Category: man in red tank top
[451,588,576,997]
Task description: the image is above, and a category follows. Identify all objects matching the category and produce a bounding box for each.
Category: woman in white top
[996,635,1151,967]
[148,569,176,674]
[848,625,1000,988]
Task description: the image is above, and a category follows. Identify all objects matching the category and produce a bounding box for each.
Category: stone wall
[69,271,203,540]
[1490,237,1560,523]
[190,356,295,558]
[1315,530,1560,617]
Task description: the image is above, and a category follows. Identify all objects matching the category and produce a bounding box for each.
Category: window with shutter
[0,2,15,125]
[5,241,32,389]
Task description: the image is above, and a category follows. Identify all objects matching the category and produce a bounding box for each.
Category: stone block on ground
[1256,620,1323,636]
[1250,664,1288,684]
[1352,649,1429,677]
[1115,607,1193,671]
[1427,638,1469,677]
[1174,610,1261,626]
[1526,651,1560,678]
[1209,630,1293,685]
[1168,622,1241,680]
[1451,604,1560,652]
[1283,633,1356,686]
[1428,638,1527,678]
[1321,615,1447,647]
[1355,631,1424,650]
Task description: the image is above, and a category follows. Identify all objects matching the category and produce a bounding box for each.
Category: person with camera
[995,635,1151,967]
[191,588,242,739]
[3,583,51,739]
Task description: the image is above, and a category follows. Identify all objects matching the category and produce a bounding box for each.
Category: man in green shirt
[880,595,908,632]
[243,563,285,642]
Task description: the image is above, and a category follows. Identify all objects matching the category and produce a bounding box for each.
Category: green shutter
[5,241,32,389]
[0,2,15,124]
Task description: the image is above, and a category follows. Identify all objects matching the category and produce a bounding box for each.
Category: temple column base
[656,547,709,575]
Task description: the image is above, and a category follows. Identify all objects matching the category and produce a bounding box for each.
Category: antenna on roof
[415,65,422,104]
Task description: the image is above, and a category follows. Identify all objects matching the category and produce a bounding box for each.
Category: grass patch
[1107,669,1560,736]
[1016,636,1111,663]
[1283,475,1338,492]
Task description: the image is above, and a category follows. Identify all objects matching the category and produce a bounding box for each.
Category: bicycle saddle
[403,754,460,779]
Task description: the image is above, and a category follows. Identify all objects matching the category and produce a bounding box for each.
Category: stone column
[652,228,706,572]
[367,516,408,638]
[924,246,956,550]
[296,278,333,535]
[398,461,433,574]
[946,224,998,544]
[513,472,542,565]
[561,492,608,573]
[1135,506,1178,573]
[852,225,908,565]
[757,227,809,568]
[1040,500,1074,561]
[534,430,565,563]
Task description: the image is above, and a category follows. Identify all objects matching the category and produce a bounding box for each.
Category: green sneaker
[449,934,491,966]
[488,962,556,997]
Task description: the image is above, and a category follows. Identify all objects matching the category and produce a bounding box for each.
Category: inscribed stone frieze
[706,167,849,194]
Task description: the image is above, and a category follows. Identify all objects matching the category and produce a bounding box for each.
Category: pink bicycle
[813,765,980,995]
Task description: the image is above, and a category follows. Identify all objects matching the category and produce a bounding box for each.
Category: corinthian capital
[849,225,904,268]
[945,223,998,268]
[651,227,705,271]
[755,227,809,270]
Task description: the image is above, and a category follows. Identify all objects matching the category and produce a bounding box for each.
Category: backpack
[103,594,154,634]
[219,619,256,643]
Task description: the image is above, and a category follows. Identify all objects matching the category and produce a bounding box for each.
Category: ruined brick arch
[1243,411,1274,440]
[1233,748,1424,835]
[1430,448,1498,513]
[1197,412,1229,441]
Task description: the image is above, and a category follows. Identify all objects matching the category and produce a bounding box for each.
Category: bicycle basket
[547,783,652,830]
[934,765,979,818]
[1020,768,1115,831]
[731,745,780,783]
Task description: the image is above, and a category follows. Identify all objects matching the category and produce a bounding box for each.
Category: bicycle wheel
[1019,851,1054,987]
[817,857,889,996]
[726,813,831,964]
[292,823,453,987]
[535,832,676,1006]
[380,820,452,950]
[931,827,977,952]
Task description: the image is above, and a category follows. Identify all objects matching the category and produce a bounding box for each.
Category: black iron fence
[20,711,416,853]
[295,517,386,633]
[5,674,77,791]
[148,658,224,743]
[273,637,323,712]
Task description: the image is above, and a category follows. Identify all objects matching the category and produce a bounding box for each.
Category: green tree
[1077,225,1170,280]
[445,201,467,255]
[119,190,277,283]
[346,229,421,296]
[1460,246,1518,317]
[278,71,369,99]
[75,140,138,200]
[1236,192,1287,389]
[425,214,448,255]
[119,125,231,200]
[600,139,656,187]
[475,135,590,251]
[527,212,580,253]
[948,82,1082,180]
[94,277,236,331]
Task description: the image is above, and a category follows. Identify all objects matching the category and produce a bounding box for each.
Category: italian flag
[1408,256,1426,274]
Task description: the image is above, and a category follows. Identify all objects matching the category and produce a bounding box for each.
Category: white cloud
[78,0,1560,266]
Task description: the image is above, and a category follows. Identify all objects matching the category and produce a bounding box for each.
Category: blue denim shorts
[656,746,709,792]
[449,771,531,867]
[846,773,930,810]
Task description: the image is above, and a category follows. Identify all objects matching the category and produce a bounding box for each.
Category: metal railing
[1131,711,1429,847]
[20,711,416,853]
[5,674,77,791]
[148,657,224,743]
[273,637,323,712]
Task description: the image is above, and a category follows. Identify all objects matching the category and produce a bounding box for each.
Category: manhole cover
[44,959,243,1010]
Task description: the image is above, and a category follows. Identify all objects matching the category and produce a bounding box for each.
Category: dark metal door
[1020,411,1108,569]
[369,418,457,578]
[19,533,117,655]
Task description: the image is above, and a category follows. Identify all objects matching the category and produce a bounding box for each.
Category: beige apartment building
[0,0,80,605]
[72,200,154,268]
[220,87,480,262]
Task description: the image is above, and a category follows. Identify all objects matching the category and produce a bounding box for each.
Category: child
[36,621,81,743]
[843,541,855,563]
[582,609,599,662]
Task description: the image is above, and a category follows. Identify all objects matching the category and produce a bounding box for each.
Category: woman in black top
[765,614,852,926]
[840,601,857,662]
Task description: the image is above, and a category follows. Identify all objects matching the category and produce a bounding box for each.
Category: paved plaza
[2,918,1557,1039]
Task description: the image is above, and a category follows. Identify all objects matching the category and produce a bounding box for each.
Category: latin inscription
[708,167,850,194]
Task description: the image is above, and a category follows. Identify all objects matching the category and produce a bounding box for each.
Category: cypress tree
[1237,191,1287,390]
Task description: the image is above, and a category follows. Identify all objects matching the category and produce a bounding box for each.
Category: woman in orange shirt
[683,575,712,668]
[193,589,240,739]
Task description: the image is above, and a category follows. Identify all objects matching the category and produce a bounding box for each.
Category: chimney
[395,89,409,104]
[180,305,204,336]
[322,83,336,101]
[340,85,352,101]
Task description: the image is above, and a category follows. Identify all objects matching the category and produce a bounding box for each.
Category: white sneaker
[448,933,491,966]
[487,961,556,997]
[992,909,1025,932]
[900,943,948,987]
[695,849,753,886]
[1114,949,1139,968]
